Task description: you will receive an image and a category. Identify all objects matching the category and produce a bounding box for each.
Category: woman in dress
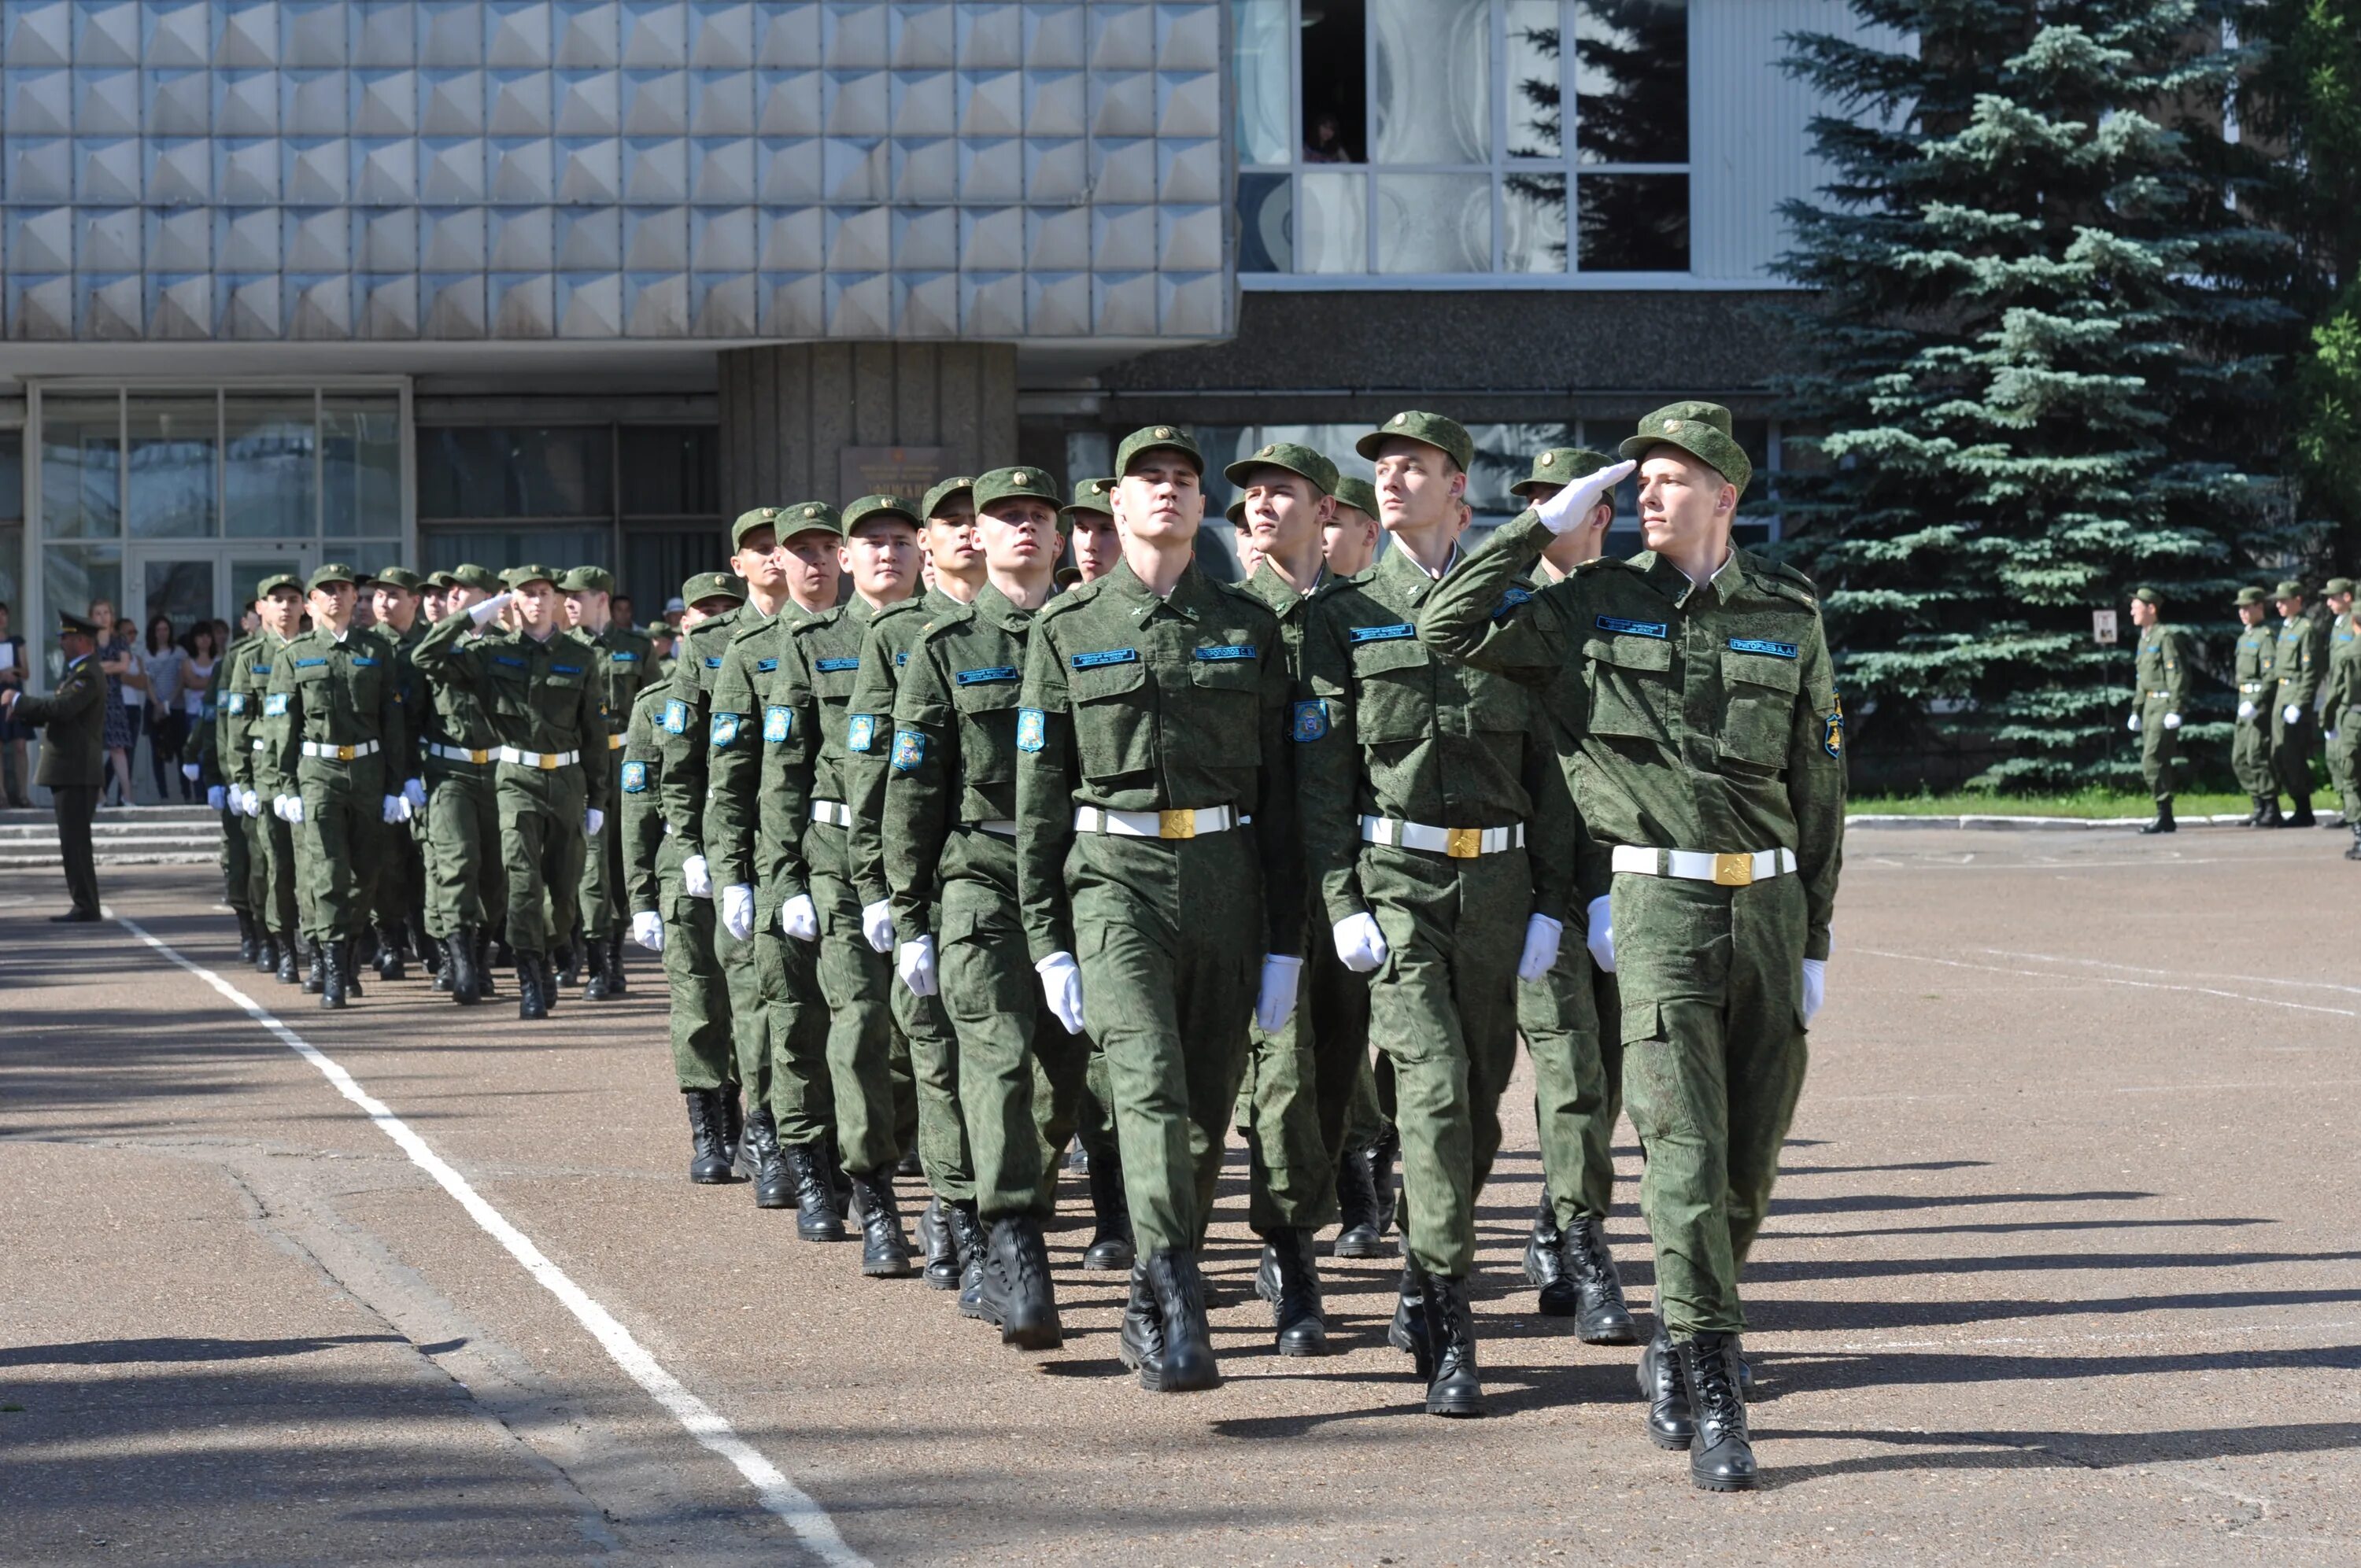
[143,614,187,802]
[91,600,140,806]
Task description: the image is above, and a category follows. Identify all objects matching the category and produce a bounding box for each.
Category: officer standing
[412,566,608,1019]
[1420,402,1844,1492]
[365,567,430,980]
[2,608,106,920]
[563,566,653,1000]
[2271,580,2330,828]
[2231,586,2279,825]
[262,565,408,1009]
[1015,426,1302,1393]
[415,565,509,1003]
[2126,587,2190,835]
[224,576,306,983]
[2319,578,2355,827]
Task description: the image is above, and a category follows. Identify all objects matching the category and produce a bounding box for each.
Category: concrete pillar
[715,343,1020,515]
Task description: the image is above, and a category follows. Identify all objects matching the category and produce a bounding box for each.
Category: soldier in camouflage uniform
[2318,578,2355,830]
[2124,587,2191,834]
[222,575,305,984]
[187,618,255,960]
[414,564,508,1003]
[563,565,654,1000]
[363,567,430,981]
[2270,580,2330,828]
[2232,586,2279,825]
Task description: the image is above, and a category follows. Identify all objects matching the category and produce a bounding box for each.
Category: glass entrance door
[127,542,312,636]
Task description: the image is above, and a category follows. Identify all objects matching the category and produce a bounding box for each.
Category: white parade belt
[1360,815,1525,858]
[1611,845,1797,887]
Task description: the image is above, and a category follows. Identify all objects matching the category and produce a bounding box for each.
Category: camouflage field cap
[1331,475,1380,518]
[680,570,745,607]
[1510,446,1616,500]
[921,475,976,519]
[1620,401,1754,494]
[424,570,459,591]
[501,563,558,589]
[1223,440,1339,497]
[2131,585,2163,606]
[971,467,1062,511]
[1062,476,1116,519]
[842,494,922,533]
[306,563,359,592]
[558,565,614,594]
[778,500,843,539]
[2235,585,2270,607]
[731,504,785,549]
[2326,577,2355,597]
[452,563,502,594]
[371,566,424,592]
[1225,496,1248,526]
[257,572,302,599]
[1115,424,1204,476]
[2275,578,2307,600]
[1357,411,1474,471]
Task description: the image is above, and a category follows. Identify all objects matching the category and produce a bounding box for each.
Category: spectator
[183,620,220,777]
[143,614,189,802]
[1305,113,1354,163]
[0,600,27,806]
[91,600,142,806]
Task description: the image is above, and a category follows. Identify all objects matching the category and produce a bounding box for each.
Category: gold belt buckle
[335,744,356,761]
[471,749,490,765]
[538,753,560,771]
[1712,852,1754,887]
[1445,826,1483,859]
[1158,808,1195,839]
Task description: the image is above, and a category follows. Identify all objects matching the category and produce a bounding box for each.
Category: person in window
[1304,113,1354,164]
[91,600,141,806]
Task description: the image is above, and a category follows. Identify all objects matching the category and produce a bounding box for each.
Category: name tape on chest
[1727,637,1798,659]
[1071,647,1140,670]
[1595,616,1668,640]
[294,656,328,668]
[815,655,861,673]
[956,666,1019,684]
[1193,644,1256,662]
[350,655,379,667]
[1347,622,1415,645]
[611,650,640,662]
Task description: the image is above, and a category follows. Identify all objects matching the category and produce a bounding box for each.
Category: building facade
[0,0,1863,655]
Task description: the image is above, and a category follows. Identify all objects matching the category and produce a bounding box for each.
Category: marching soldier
[365,567,430,980]
[2126,587,2190,835]
[224,575,305,983]
[2232,586,2278,825]
[2271,580,2330,828]
[1,608,105,921]
[261,565,408,1009]
[185,620,254,957]
[563,566,654,1000]
[2319,578,2355,828]
[1015,426,1302,1393]
[415,565,508,1004]
[1420,402,1844,1491]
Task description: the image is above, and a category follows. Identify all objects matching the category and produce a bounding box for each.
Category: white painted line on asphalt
[1805,1318,2361,1355]
[1856,948,2358,1018]
[1975,947,2361,997]
[106,906,869,1568]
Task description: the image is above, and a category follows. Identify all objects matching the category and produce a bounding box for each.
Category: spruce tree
[1771,1,2301,791]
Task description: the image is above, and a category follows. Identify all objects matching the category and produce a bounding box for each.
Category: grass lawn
[1850,788,2253,819]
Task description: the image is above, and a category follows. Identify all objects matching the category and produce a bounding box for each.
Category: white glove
[467,589,515,626]
[630,909,665,952]
[584,806,604,836]
[1036,951,1086,1035]
[277,794,305,824]
[781,892,819,942]
[181,762,201,782]
[403,777,426,810]
[2161,711,2181,730]
[862,899,896,954]
[2285,704,2302,725]
[1532,457,1636,534]
[1331,911,1388,973]
[206,784,227,812]
[2126,711,2140,732]
[896,935,938,997]
[721,883,755,940]
[1585,894,1614,973]
[239,787,260,817]
[1254,954,1304,1033]
[380,794,405,825]
[1517,913,1564,983]
[1802,957,1827,1023]
[682,853,712,898]
[2238,699,2256,720]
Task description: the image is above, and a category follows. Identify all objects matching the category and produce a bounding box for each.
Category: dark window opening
[1301,2,1366,164]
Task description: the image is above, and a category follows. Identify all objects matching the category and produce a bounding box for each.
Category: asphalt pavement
[3,825,2357,1565]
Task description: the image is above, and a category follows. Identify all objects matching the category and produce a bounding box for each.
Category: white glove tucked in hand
[1517,913,1564,983]
[630,909,665,952]
[182,762,201,783]
[206,784,227,812]
[1331,911,1388,974]
[2285,705,2303,725]
[2238,699,2256,720]
[2126,711,2141,732]
[467,589,515,626]
[276,794,305,824]
[720,883,755,940]
[380,794,405,825]
[682,853,712,898]
[1037,951,1086,1035]
[780,892,819,942]
[239,788,260,817]
[1531,458,1637,535]
[1585,894,1615,974]
[403,777,426,811]
[862,899,896,954]
[1254,954,1304,1034]
[583,806,604,836]
[2162,712,2182,730]
[897,935,938,998]
[1802,957,1827,1023]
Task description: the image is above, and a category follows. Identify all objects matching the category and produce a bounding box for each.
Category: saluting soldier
[2,608,107,920]
[2271,580,2330,828]
[261,565,408,1009]
[415,564,509,1004]
[1419,403,1844,1492]
[2126,587,2191,835]
[2318,578,2355,828]
[1015,426,1302,1393]
[222,576,305,983]
[624,572,752,1181]
[1295,412,1574,1419]
[563,566,654,1000]
[2232,586,2279,825]
[365,567,430,980]
[412,565,608,1020]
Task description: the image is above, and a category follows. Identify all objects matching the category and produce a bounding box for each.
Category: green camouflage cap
[971,466,1062,511]
[501,563,557,589]
[778,500,842,539]
[2325,576,2355,596]
[1223,440,1339,497]
[1510,446,1616,499]
[558,565,614,594]
[1062,476,1116,519]
[1114,423,1204,476]
[1331,475,1379,518]
[1225,496,1248,526]
[2131,585,2163,606]
[2235,585,2270,607]
[730,504,785,549]
[920,475,976,519]
[681,570,745,607]
[424,570,459,591]
[2274,578,2307,600]
[1620,401,1753,493]
[1356,411,1474,472]
[256,572,302,600]
[306,562,359,592]
[370,566,423,592]
[843,493,922,533]
[451,563,502,593]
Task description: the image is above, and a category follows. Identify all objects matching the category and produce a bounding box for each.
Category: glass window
[417,427,613,519]
[0,431,24,522]
[1375,173,1491,273]
[1237,172,1292,273]
[421,526,612,575]
[323,396,403,538]
[142,557,217,633]
[619,426,719,518]
[1506,0,1565,160]
[1577,172,1688,271]
[1300,2,1366,164]
[40,397,121,541]
[1235,0,1294,165]
[224,396,319,539]
[43,542,124,659]
[126,395,220,540]
[1502,172,1568,271]
[1372,0,1491,164]
[622,528,724,616]
[1298,169,1369,273]
[0,524,21,614]
[1576,0,1687,164]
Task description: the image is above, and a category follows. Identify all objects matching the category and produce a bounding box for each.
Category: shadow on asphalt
[1754,1417,2361,1485]
[0,1335,408,1367]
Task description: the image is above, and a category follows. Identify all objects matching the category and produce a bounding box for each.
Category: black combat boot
[430,938,454,994]
[535,950,560,1014]
[1639,1327,1695,1448]
[235,909,258,964]
[2290,793,2318,827]
[720,1091,747,1175]
[1525,1193,1576,1315]
[318,939,349,1009]
[303,939,326,994]
[2348,824,2361,861]
[491,935,515,968]
[1422,1272,1483,1417]
[341,939,364,998]
[1258,1227,1328,1356]
[1679,1332,1760,1491]
[275,932,300,984]
[255,928,279,974]
[374,922,407,981]
[948,1201,988,1318]
[1563,1216,1639,1345]
[471,932,498,1001]
[849,1169,914,1278]
[1369,1127,1400,1238]
[684,1090,733,1184]
[1082,1146,1134,1271]
[979,1217,1062,1349]
[414,914,438,977]
[558,929,584,988]
[447,924,479,1005]
[582,934,611,1001]
[918,1197,962,1289]
[1116,1261,1167,1384]
[604,932,629,997]
[1140,1249,1217,1391]
[2141,799,2175,835]
[748,1112,793,1209]
[1332,1145,1388,1257]
[2260,796,2289,828]
[515,951,547,1020]
[780,1143,843,1236]
[1387,1265,1432,1379]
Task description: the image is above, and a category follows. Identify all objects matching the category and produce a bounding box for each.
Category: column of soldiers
[176,404,1848,1492]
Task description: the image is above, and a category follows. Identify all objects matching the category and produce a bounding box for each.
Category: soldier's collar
[1376,538,1456,601]
[974,582,1036,629]
[1107,556,1207,618]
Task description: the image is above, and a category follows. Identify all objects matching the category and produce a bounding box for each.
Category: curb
[1847,811,2347,832]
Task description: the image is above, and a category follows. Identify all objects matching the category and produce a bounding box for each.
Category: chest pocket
[291,660,334,728]
[1188,653,1263,767]
[810,655,862,710]
[1350,636,1432,745]
[950,667,1023,784]
[489,658,534,718]
[1583,634,1672,743]
[1720,648,1800,769]
[1068,653,1156,785]
[1451,662,1530,737]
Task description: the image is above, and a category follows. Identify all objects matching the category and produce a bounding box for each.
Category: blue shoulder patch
[956,666,1018,685]
[1291,699,1329,742]
[891,729,926,773]
[763,705,793,743]
[660,698,688,735]
[1016,707,1046,752]
[846,713,877,753]
[621,759,650,793]
[225,693,248,714]
[1193,644,1256,662]
[264,692,289,716]
[1070,647,1140,670]
[1727,637,1799,659]
[1595,616,1668,640]
[709,711,743,748]
[1347,622,1415,644]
